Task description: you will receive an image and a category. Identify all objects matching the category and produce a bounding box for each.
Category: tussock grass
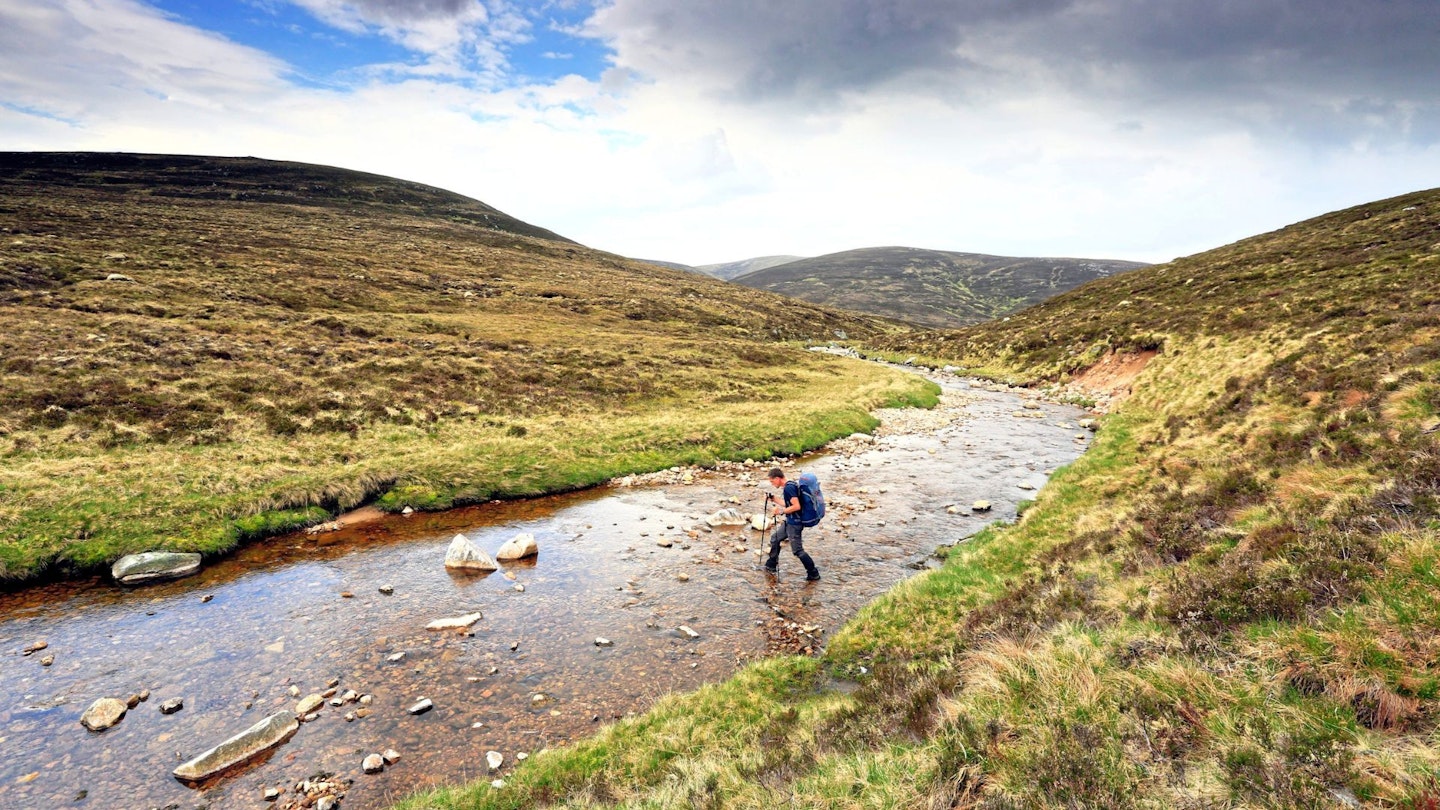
[393,188,1440,808]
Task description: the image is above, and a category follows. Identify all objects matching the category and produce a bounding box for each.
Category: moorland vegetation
[730,246,1146,328]
[397,189,1440,808]
[0,153,935,582]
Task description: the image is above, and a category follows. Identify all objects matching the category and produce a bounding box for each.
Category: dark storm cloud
[593,0,1069,100]
[593,0,1440,140]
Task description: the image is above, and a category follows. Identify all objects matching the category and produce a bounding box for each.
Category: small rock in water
[159,698,184,715]
[359,694,373,706]
[655,538,673,548]
[486,750,504,771]
[510,641,520,651]
[594,637,614,647]
[383,748,401,764]
[263,786,281,801]
[22,640,48,656]
[386,652,406,663]
[514,583,525,592]
[40,654,54,666]
[295,694,325,715]
[340,591,354,598]
[972,500,992,512]
[344,712,356,722]
[363,753,385,774]
[126,694,143,709]
[326,677,340,688]
[408,698,434,715]
[531,693,547,705]
[80,698,127,731]
[677,573,690,582]
[495,532,539,560]
[678,625,700,640]
[379,584,395,595]
[444,534,499,571]
[517,752,529,761]
[200,594,213,603]
[426,612,483,631]
[288,685,301,697]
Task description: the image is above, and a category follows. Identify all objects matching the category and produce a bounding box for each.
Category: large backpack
[795,472,826,527]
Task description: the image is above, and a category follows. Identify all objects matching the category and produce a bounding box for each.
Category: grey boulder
[112,552,202,586]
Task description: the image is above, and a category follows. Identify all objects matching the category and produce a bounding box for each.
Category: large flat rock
[112,551,202,586]
[172,712,299,782]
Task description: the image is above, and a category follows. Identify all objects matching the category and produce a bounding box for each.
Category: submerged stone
[111,552,202,586]
[425,612,482,631]
[173,712,299,782]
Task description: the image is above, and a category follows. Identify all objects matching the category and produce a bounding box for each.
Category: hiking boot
[763,565,777,575]
[805,572,821,581]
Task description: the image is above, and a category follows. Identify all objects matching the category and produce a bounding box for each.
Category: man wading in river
[765,467,821,581]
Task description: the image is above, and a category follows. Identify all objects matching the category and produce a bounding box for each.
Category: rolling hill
[0,152,934,581]
[399,188,1440,809]
[731,246,1148,327]
[694,255,807,281]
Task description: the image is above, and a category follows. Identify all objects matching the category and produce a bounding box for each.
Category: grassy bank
[394,189,1440,808]
[0,153,928,582]
[0,355,932,578]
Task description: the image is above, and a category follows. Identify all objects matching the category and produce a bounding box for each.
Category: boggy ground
[0,373,1089,810]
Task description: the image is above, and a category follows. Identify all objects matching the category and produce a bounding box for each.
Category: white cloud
[2,0,1438,269]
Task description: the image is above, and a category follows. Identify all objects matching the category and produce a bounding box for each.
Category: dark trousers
[767,521,819,577]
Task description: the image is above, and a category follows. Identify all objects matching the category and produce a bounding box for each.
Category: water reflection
[0,376,1090,809]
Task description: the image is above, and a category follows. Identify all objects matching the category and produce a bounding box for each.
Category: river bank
[0,371,1091,809]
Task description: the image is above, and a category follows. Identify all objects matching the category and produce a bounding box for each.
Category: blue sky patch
[147,0,611,89]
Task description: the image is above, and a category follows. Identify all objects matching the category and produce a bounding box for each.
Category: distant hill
[694,255,806,281]
[731,246,1147,327]
[0,152,928,581]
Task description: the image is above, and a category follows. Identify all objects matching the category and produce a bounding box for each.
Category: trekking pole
[759,492,774,562]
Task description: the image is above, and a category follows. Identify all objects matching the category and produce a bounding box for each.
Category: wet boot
[797,551,820,581]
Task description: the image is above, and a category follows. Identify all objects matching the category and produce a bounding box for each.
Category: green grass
[392,187,1440,809]
[0,153,931,582]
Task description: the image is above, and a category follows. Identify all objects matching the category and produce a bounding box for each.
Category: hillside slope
[731,246,1147,327]
[398,189,1440,809]
[0,152,934,582]
[695,255,806,281]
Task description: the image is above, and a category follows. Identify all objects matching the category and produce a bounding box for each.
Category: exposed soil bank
[0,371,1090,809]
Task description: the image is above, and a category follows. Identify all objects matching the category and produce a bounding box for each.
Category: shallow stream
[0,371,1092,809]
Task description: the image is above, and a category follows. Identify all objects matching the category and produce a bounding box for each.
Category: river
[0,370,1091,809]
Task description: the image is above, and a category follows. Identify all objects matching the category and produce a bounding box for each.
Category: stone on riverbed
[972,500,992,512]
[295,694,324,715]
[495,532,538,560]
[704,508,747,527]
[408,698,434,715]
[173,712,299,782]
[487,750,504,771]
[80,698,127,731]
[111,552,202,586]
[444,534,498,571]
[425,612,483,631]
[363,753,385,774]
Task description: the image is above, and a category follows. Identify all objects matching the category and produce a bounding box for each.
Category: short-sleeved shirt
[783,481,803,526]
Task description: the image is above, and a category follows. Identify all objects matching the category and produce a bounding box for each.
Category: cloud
[588,0,1440,146]
[285,0,532,72]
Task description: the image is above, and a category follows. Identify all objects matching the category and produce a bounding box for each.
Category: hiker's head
[768,467,785,485]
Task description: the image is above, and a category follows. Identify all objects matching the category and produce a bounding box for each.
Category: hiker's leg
[766,524,784,570]
[788,525,820,578]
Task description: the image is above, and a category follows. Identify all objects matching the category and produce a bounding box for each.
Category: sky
[2,1,1438,266]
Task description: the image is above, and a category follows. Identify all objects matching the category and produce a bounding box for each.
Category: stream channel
[0,369,1093,810]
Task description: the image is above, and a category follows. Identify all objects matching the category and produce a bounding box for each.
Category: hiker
[765,467,821,581]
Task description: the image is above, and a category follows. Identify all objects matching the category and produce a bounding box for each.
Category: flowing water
[0,371,1092,809]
